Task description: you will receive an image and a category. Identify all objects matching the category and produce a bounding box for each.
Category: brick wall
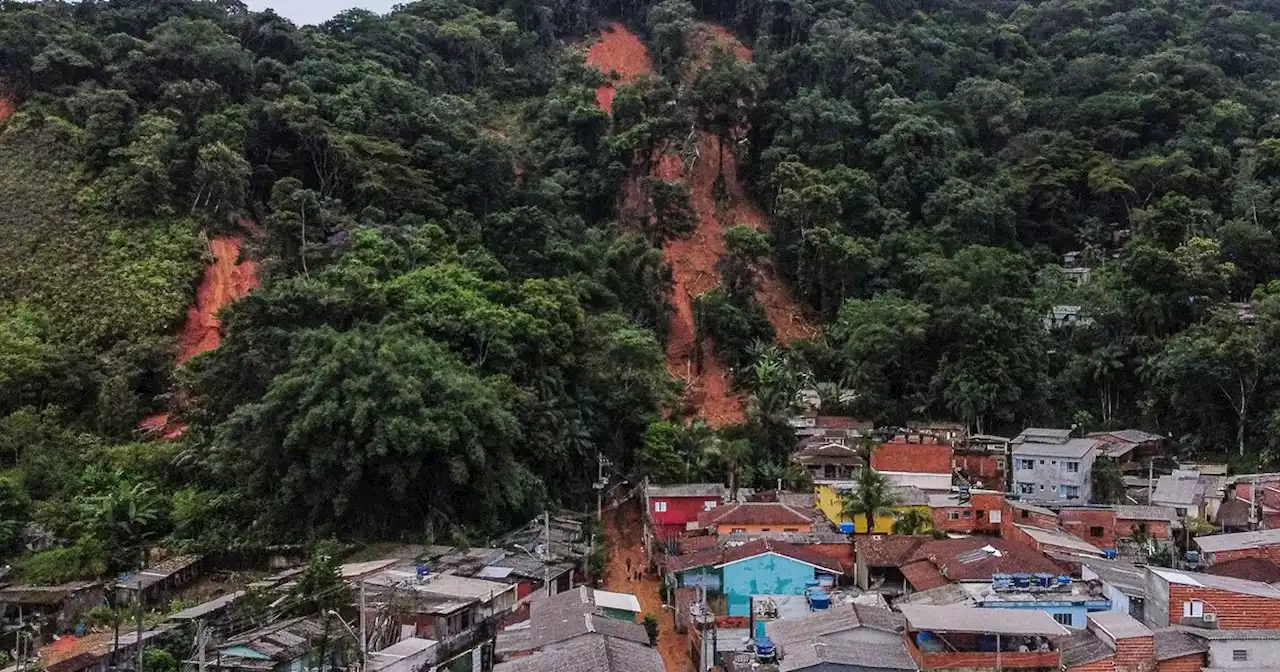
[1155,653,1204,672]
[1113,635,1156,672]
[873,443,953,474]
[806,541,854,570]
[932,506,976,533]
[1062,508,1118,550]
[1001,500,1060,539]
[1116,519,1173,541]
[1209,545,1280,565]
[954,453,1005,489]
[1167,585,1280,628]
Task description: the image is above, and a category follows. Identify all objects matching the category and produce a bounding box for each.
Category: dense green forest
[3,0,1280,578]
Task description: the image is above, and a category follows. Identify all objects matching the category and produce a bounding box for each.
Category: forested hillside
[2,0,1280,578]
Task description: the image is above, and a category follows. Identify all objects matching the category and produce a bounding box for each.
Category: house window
[962,511,972,518]
[1039,484,1046,491]
[1183,600,1204,618]
[761,528,771,532]
[1020,510,1030,519]
[1017,459,1036,470]
[1066,461,1080,473]
[1051,460,1058,466]
[949,511,961,520]
[1233,649,1249,662]
[783,528,798,532]
[1175,508,1188,517]
[1017,482,1034,495]
[1040,460,1046,465]
[654,501,667,513]
[732,528,746,533]
[1052,613,1073,626]
[1062,485,1080,498]
[1090,526,1104,537]
[990,510,1001,523]
[703,501,717,511]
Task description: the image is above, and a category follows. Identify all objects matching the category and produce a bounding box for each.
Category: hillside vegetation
[2,0,1280,579]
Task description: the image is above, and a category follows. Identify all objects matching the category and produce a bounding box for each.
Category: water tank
[1103,548,1118,559]
[805,580,820,589]
[1186,550,1201,564]
[1012,573,1031,588]
[1057,575,1072,586]
[1034,573,1054,588]
[809,591,832,610]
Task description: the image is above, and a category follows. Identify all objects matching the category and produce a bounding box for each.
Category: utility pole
[544,511,552,597]
[1250,478,1259,530]
[1148,459,1154,502]
[197,621,207,672]
[358,580,367,672]
[136,578,145,672]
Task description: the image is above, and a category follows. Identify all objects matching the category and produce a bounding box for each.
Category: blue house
[665,539,844,617]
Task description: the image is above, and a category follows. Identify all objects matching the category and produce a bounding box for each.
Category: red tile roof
[899,537,1065,590]
[871,443,953,474]
[900,560,950,591]
[1204,557,1280,583]
[666,539,843,574]
[697,503,814,527]
[854,536,928,567]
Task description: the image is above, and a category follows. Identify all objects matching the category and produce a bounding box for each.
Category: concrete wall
[1207,640,1280,669]
[815,484,930,534]
[722,554,819,617]
[1012,448,1096,501]
[1083,564,1134,620]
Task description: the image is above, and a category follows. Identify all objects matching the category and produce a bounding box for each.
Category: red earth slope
[139,223,259,438]
[588,23,746,428]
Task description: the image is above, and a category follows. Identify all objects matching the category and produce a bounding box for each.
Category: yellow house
[815,483,933,534]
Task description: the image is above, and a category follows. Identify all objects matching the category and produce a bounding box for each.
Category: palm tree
[840,467,900,535]
[703,437,751,501]
[891,507,933,536]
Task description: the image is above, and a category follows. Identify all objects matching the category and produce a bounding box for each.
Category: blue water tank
[809,591,831,610]
[1012,573,1031,588]
[1057,575,1072,586]
[1186,550,1201,564]
[805,580,820,589]
[1103,548,1118,559]
[1034,572,1054,588]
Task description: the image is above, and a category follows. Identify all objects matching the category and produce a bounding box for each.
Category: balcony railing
[906,636,1061,670]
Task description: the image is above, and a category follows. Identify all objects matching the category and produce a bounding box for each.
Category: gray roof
[645,483,726,499]
[1114,505,1177,522]
[493,633,663,672]
[898,604,1071,636]
[169,591,245,620]
[1014,428,1074,444]
[778,641,916,672]
[892,485,929,506]
[524,587,649,650]
[1151,475,1203,506]
[1170,626,1280,641]
[1060,630,1114,668]
[1088,610,1152,639]
[765,605,905,647]
[1149,567,1280,599]
[1006,499,1058,517]
[1012,437,1101,459]
[1073,555,1147,598]
[1015,524,1103,555]
[1091,429,1164,445]
[1195,529,1280,554]
[1154,629,1209,660]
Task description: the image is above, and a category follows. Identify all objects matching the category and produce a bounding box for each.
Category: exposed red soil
[586,22,652,113]
[692,26,818,344]
[589,23,747,427]
[0,98,12,122]
[176,234,259,363]
[139,221,259,439]
[604,497,691,671]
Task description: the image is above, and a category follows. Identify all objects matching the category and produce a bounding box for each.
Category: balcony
[905,635,1061,670]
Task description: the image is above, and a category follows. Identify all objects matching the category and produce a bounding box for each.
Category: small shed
[0,581,104,632]
[115,555,203,604]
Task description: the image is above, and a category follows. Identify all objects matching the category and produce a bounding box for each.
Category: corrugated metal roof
[899,604,1071,636]
[1196,528,1280,553]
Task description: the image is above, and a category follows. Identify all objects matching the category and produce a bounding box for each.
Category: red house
[644,483,726,545]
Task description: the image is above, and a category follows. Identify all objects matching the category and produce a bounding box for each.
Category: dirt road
[603,499,691,671]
